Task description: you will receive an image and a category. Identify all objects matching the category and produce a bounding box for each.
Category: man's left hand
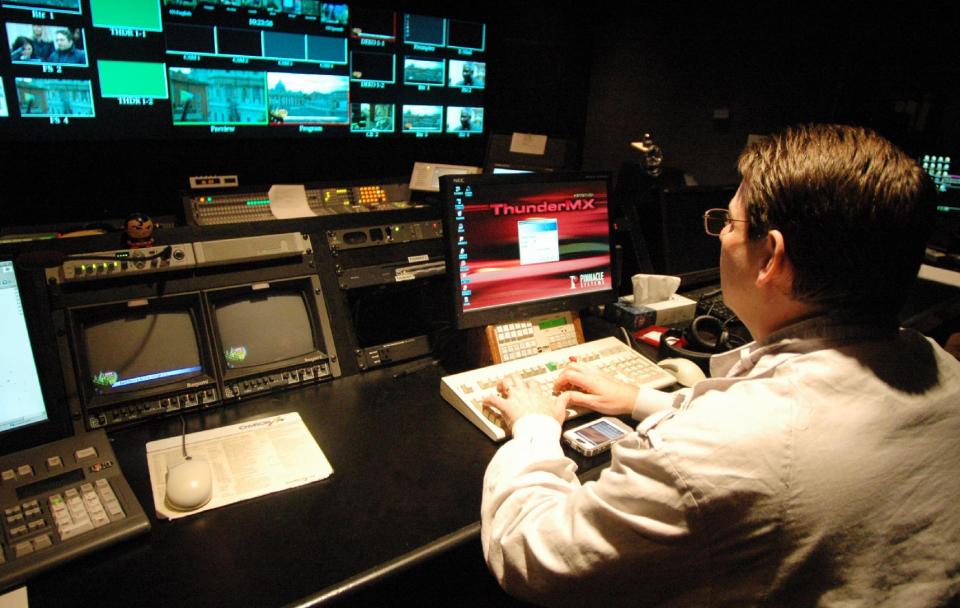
[482,373,565,433]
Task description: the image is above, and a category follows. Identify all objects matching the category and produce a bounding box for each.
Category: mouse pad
[145,411,333,520]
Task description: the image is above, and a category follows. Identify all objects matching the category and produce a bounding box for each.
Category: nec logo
[491,199,596,216]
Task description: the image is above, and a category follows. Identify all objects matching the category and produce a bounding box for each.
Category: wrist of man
[511,414,562,440]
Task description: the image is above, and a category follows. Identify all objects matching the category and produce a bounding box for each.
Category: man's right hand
[553,363,639,416]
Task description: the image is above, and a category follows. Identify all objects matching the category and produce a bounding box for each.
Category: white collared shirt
[481,319,960,606]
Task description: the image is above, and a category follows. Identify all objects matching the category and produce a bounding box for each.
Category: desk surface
[21,362,611,607]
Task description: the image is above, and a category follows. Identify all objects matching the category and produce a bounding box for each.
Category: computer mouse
[165,457,213,512]
[657,358,707,387]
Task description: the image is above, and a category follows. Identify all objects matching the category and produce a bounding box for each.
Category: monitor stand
[483,311,584,365]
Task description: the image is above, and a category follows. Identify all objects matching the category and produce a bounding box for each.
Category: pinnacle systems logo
[570,271,605,289]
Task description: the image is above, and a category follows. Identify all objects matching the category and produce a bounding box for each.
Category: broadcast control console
[184,182,416,226]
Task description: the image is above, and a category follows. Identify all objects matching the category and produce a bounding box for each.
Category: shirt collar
[709,313,899,378]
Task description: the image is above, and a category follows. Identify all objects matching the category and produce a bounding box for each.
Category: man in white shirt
[481,124,960,606]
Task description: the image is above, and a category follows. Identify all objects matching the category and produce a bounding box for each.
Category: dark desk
[22,361,611,607]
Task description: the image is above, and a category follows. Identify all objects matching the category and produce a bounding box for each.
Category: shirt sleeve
[480,413,705,606]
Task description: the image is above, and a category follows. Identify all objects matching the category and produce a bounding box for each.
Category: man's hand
[482,373,565,433]
[553,363,639,416]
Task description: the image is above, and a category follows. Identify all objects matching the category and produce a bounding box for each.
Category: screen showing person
[350,102,395,133]
[402,104,443,133]
[446,106,483,133]
[213,292,317,370]
[448,60,485,89]
[6,23,86,65]
[81,310,204,394]
[446,173,614,325]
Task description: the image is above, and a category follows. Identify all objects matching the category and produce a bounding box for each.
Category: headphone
[658,315,740,375]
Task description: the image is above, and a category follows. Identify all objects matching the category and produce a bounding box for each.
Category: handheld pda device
[562,416,633,457]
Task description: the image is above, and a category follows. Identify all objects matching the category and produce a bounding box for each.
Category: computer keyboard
[1,430,150,591]
[440,336,677,441]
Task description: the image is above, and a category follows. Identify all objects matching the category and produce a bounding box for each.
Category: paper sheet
[268,184,314,219]
[509,132,547,155]
[146,412,333,520]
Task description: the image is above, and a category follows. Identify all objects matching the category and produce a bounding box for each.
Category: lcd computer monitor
[1,259,70,454]
[69,293,217,412]
[440,172,617,329]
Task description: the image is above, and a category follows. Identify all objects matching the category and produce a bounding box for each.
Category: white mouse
[165,457,213,512]
[657,358,707,387]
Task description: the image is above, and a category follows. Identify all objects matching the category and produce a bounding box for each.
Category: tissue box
[617,294,698,328]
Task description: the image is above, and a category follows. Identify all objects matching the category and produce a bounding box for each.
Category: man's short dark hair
[737,124,936,320]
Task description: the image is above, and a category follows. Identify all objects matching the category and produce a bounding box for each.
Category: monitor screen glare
[83,311,203,393]
[214,292,315,369]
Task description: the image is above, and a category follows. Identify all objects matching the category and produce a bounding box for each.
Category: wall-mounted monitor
[0,3,487,141]
[440,172,617,329]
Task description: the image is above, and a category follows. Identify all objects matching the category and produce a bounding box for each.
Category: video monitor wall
[0,1,487,140]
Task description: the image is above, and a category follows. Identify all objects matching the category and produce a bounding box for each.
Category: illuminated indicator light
[245,199,270,206]
[80,264,87,272]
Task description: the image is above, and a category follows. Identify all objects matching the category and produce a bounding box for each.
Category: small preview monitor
[440,172,617,329]
[67,293,217,414]
[206,278,329,382]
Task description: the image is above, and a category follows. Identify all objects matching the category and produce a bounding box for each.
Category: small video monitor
[350,7,397,41]
[403,13,445,47]
[267,72,349,125]
[402,104,443,134]
[446,19,485,52]
[205,277,333,385]
[169,68,268,125]
[349,51,396,84]
[403,57,445,87]
[448,59,485,90]
[16,77,95,118]
[6,23,88,67]
[446,106,483,134]
[75,300,209,397]
[350,102,395,133]
[440,172,617,329]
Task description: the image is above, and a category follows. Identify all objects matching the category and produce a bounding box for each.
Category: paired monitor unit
[2,234,340,450]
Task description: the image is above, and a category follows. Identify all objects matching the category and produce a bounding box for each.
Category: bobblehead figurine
[125,213,155,249]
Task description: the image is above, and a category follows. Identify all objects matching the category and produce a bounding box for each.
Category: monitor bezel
[440,171,618,330]
[67,292,218,411]
[0,262,72,456]
[204,276,329,384]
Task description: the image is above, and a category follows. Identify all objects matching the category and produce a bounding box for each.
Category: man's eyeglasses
[703,208,748,236]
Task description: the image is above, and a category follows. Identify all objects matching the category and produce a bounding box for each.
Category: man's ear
[756,229,792,290]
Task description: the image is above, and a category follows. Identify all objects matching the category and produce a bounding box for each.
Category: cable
[180,415,191,461]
